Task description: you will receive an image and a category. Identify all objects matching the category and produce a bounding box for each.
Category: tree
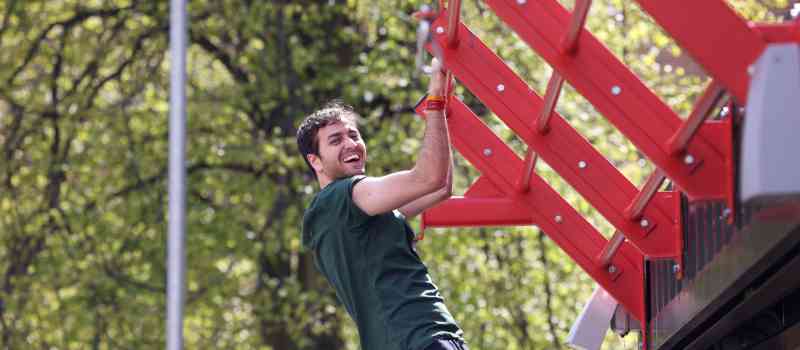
[0,0,790,349]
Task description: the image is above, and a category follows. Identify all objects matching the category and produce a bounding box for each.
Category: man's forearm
[413,108,450,188]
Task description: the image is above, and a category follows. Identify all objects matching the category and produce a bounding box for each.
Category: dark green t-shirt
[302,176,463,350]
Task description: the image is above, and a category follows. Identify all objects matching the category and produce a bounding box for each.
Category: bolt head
[684,154,695,165]
[608,265,617,274]
[436,26,445,34]
[496,84,505,92]
[554,215,563,223]
[640,219,649,228]
[720,106,729,117]
[517,0,527,3]
[483,148,492,156]
[722,208,732,218]
[672,264,681,273]
[578,161,587,169]
[611,86,621,95]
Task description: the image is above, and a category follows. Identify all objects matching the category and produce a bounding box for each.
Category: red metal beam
[427,20,681,258]
[475,0,731,201]
[421,97,646,322]
[633,0,765,104]
[423,197,534,227]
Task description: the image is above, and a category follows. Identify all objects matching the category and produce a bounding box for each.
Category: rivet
[611,85,622,95]
[483,148,493,156]
[554,215,563,223]
[436,26,445,34]
[496,84,505,92]
[672,264,681,274]
[684,154,695,165]
[721,208,732,219]
[640,219,649,228]
[517,0,526,4]
[578,161,587,169]
[720,106,729,117]
[747,65,755,76]
[608,265,617,274]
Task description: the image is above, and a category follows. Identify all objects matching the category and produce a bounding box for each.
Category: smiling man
[297,59,467,350]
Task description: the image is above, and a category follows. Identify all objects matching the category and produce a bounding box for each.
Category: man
[297,59,467,350]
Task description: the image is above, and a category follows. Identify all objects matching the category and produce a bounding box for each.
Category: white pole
[167,0,187,349]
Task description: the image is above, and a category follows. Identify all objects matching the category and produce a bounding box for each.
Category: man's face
[309,120,367,182]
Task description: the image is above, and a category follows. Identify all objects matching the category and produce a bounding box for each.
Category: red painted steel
[596,231,626,268]
[634,0,765,104]
[666,81,725,156]
[423,197,534,227]
[753,23,800,43]
[559,0,592,55]
[515,150,538,193]
[477,0,730,201]
[536,72,564,135]
[420,97,646,322]
[446,0,461,48]
[427,20,681,258]
[624,170,666,221]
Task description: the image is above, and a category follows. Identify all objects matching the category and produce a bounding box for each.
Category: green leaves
[0,0,792,349]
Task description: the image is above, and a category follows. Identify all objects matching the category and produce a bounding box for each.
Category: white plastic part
[741,44,800,203]
[567,286,618,350]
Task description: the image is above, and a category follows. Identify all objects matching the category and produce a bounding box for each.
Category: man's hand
[428,58,446,96]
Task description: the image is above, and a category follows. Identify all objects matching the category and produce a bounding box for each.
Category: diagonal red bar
[421,97,646,322]
[427,21,680,258]
[471,0,729,200]
[634,0,765,104]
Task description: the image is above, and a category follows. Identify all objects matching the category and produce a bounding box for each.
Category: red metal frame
[417,98,647,323]
[476,0,732,202]
[410,1,800,344]
[633,0,765,104]
[427,19,681,258]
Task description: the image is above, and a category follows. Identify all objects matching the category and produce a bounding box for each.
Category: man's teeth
[344,155,359,162]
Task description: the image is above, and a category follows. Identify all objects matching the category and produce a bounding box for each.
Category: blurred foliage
[0,0,792,349]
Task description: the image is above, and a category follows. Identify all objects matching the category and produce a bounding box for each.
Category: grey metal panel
[741,43,800,202]
[648,199,800,349]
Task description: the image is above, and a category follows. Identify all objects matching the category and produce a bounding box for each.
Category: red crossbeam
[634,0,766,104]
[474,0,731,201]
[427,20,681,258]
[419,97,646,322]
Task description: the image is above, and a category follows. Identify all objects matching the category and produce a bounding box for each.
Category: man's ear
[307,153,324,174]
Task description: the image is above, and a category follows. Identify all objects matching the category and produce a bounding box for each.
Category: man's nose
[343,137,359,148]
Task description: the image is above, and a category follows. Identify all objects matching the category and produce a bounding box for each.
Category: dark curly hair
[296,100,361,180]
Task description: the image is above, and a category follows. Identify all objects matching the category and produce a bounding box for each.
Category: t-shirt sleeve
[335,175,371,229]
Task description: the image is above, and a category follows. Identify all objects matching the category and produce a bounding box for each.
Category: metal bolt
[436,26,445,34]
[611,85,622,95]
[554,215,563,223]
[720,106,729,117]
[496,84,505,92]
[672,264,681,274]
[684,154,695,165]
[578,161,587,169]
[747,65,755,76]
[608,265,617,274]
[483,148,493,156]
[640,219,649,228]
[517,0,526,4]
[721,208,732,219]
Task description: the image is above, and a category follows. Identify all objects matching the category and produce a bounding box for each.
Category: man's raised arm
[352,59,451,216]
